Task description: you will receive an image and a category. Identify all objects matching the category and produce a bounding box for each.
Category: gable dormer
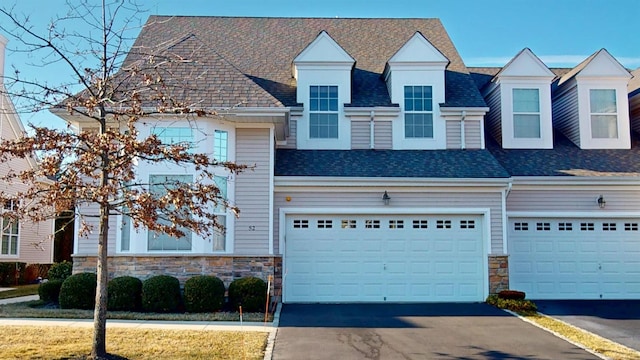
[552,49,632,149]
[383,32,449,149]
[482,48,555,149]
[293,31,355,150]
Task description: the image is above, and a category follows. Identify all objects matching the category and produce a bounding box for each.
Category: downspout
[502,180,512,255]
[369,110,375,149]
[460,110,466,149]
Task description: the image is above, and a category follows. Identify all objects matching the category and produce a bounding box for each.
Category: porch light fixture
[382,191,391,205]
[597,195,606,209]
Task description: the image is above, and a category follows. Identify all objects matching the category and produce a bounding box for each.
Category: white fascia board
[439,107,490,116]
[511,176,640,187]
[508,211,640,218]
[343,106,401,117]
[274,176,510,188]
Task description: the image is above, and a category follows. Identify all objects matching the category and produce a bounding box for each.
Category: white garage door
[509,218,640,299]
[284,214,486,303]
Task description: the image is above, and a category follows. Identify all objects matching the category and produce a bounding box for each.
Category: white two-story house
[57,16,640,302]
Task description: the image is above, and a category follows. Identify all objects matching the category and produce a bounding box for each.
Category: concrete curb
[505,309,611,360]
[263,303,282,360]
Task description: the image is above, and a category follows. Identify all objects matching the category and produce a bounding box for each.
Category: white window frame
[404,85,434,139]
[151,126,195,150]
[214,130,228,161]
[147,174,194,252]
[309,85,339,139]
[512,88,541,139]
[1,200,19,257]
[589,89,618,139]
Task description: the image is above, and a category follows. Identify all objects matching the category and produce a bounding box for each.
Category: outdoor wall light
[597,195,606,209]
[382,191,391,205]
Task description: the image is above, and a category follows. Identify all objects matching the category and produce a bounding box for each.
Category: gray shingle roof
[487,131,640,177]
[127,16,486,109]
[275,149,509,178]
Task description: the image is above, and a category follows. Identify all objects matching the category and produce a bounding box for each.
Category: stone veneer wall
[488,255,509,294]
[72,255,282,294]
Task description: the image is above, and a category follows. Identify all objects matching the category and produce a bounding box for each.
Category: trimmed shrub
[59,272,97,310]
[141,275,181,313]
[38,279,63,303]
[498,290,526,300]
[108,276,143,312]
[228,277,267,312]
[486,294,537,314]
[0,262,26,286]
[183,275,225,313]
[48,261,72,281]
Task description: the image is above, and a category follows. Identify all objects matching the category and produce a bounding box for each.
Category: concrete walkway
[0,295,39,305]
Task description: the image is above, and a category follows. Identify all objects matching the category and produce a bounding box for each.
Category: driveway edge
[504,309,610,360]
[263,302,282,360]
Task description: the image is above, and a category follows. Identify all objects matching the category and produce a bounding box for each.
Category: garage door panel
[510,217,640,300]
[285,214,485,303]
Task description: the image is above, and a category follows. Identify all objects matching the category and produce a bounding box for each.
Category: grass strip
[0,284,39,300]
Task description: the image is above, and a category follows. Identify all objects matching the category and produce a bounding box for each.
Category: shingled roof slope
[487,131,640,177]
[275,149,509,178]
[126,16,486,108]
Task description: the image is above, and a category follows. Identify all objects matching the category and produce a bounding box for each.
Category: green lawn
[0,284,39,300]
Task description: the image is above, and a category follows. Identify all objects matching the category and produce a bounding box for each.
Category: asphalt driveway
[273,303,600,360]
[536,300,640,352]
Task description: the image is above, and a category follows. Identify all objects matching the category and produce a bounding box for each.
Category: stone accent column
[488,255,509,294]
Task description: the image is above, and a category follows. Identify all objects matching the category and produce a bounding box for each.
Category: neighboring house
[0,34,55,265]
[55,17,640,302]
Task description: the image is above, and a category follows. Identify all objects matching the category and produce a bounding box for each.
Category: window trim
[147,174,194,252]
[512,88,541,139]
[1,200,19,257]
[214,130,228,162]
[589,88,618,139]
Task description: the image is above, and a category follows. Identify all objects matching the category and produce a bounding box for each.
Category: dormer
[293,31,355,150]
[552,49,632,149]
[482,48,555,149]
[383,32,449,149]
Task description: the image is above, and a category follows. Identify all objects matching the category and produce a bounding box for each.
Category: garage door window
[581,222,595,231]
[514,222,528,231]
[413,220,428,229]
[365,220,380,229]
[624,223,638,231]
[603,223,616,231]
[293,220,309,228]
[558,222,572,231]
[341,220,356,229]
[536,222,550,231]
[317,220,333,229]
[460,220,475,229]
[389,220,404,229]
[437,220,452,229]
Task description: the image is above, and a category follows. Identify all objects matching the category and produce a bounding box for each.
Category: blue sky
[2,0,639,129]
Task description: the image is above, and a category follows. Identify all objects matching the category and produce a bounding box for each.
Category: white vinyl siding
[75,202,118,256]
[235,128,271,254]
[275,190,503,254]
[508,189,640,212]
[373,121,392,149]
[552,84,580,146]
[484,86,502,144]
[350,120,369,149]
[280,119,297,149]
[446,120,483,149]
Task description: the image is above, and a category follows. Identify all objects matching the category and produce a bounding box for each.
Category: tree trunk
[92,202,109,359]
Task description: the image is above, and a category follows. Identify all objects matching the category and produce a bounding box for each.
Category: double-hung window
[309,85,339,139]
[213,175,228,251]
[214,130,228,161]
[147,174,193,251]
[404,86,433,138]
[513,88,541,138]
[590,89,618,139]
[1,201,18,256]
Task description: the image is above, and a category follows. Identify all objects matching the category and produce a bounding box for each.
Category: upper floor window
[404,86,433,138]
[309,85,338,139]
[214,130,228,162]
[152,127,194,150]
[589,89,618,139]
[1,201,18,256]
[513,88,540,138]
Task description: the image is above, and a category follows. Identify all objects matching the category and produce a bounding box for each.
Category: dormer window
[404,85,433,138]
[309,85,339,139]
[589,89,618,139]
[513,89,541,138]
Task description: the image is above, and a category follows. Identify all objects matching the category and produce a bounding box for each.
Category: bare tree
[0,1,244,358]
